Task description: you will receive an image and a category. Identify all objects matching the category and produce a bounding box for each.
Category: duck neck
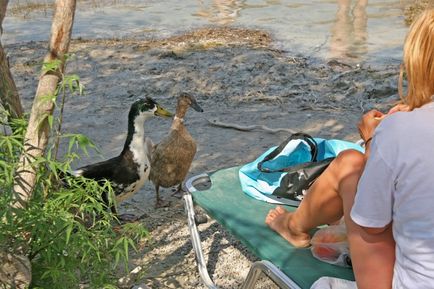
[171,115,184,130]
[171,101,188,130]
[123,113,147,155]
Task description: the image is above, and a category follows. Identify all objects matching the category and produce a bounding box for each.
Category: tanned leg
[265,149,395,289]
[265,149,363,245]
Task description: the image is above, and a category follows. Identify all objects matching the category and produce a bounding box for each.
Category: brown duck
[149,92,203,207]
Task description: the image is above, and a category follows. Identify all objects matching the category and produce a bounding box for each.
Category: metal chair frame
[184,174,302,289]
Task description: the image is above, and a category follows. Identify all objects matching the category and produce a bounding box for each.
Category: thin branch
[206,118,296,134]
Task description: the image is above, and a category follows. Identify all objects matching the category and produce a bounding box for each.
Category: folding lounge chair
[183,166,355,289]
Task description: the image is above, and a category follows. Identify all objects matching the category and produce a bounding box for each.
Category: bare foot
[265,206,311,248]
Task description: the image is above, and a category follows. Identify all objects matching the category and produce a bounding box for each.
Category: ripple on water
[3,0,414,66]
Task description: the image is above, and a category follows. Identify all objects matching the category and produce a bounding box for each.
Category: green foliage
[0,56,149,288]
[62,133,99,157]
[0,121,149,288]
[42,58,62,74]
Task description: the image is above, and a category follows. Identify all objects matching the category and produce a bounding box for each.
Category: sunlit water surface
[4,0,411,65]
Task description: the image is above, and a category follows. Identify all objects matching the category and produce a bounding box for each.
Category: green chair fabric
[192,166,355,289]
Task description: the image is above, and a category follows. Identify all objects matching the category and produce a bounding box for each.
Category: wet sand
[8,27,401,288]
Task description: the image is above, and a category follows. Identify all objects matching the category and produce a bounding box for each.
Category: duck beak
[154,105,173,117]
[191,99,204,112]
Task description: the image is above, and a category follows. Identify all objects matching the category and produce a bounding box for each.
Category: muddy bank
[8,27,401,288]
[403,0,434,24]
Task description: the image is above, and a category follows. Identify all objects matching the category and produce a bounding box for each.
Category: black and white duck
[149,92,203,207]
[73,97,172,220]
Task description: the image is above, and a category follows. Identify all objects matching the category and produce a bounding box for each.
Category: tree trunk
[0,252,31,289]
[0,0,24,119]
[12,0,76,208]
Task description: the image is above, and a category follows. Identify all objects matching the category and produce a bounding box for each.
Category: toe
[265,210,277,224]
[265,214,271,223]
[275,205,287,214]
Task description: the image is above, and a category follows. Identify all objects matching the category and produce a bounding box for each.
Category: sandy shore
[8,27,400,288]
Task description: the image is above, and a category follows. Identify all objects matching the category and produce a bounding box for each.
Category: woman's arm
[361,222,392,235]
[358,110,384,158]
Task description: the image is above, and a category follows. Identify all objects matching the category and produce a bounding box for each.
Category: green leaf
[62,133,99,156]
[42,59,62,73]
[47,115,54,129]
[8,136,24,148]
[39,93,58,106]
[66,74,80,92]
[37,113,50,132]
[123,238,129,261]
[65,224,73,245]
[46,149,52,161]
[114,251,120,268]
[5,137,13,156]
[128,238,137,252]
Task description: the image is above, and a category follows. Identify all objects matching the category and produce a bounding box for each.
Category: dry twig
[206,118,296,134]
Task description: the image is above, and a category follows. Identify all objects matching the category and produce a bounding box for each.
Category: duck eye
[140,103,150,111]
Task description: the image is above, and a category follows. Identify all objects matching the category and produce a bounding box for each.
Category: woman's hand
[388,103,410,114]
[358,110,385,142]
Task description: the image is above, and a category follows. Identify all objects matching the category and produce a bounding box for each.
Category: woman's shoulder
[380,106,433,128]
[375,112,406,135]
[375,106,434,140]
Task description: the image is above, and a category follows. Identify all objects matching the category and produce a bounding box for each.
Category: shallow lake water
[4,0,410,65]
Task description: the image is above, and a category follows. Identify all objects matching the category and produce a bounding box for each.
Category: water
[3,0,410,65]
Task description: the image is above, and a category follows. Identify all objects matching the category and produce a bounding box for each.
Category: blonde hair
[399,9,434,110]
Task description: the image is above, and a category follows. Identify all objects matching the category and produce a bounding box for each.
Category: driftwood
[13,0,76,206]
[206,118,296,134]
[0,0,23,119]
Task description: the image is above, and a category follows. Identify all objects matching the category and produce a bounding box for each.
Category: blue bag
[239,133,364,206]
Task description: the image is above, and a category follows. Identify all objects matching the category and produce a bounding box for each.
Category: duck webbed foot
[155,198,171,208]
[154,184,171,208]
[170,184,185,199]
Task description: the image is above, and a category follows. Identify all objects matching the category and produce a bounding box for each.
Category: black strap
[272,157,335,198]
[257,132,318,173]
